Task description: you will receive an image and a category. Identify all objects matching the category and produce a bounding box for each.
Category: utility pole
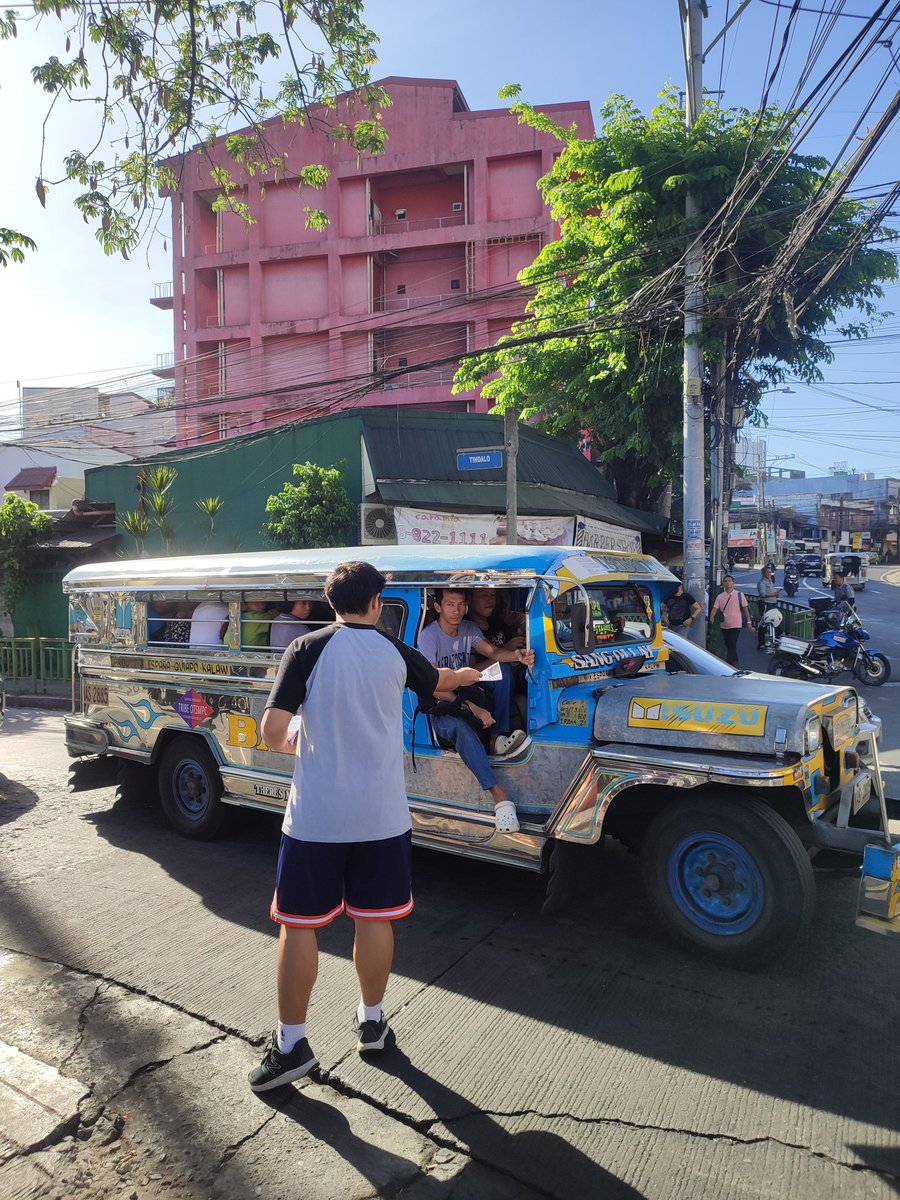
[505,407,518,544]
[681,0,707,642]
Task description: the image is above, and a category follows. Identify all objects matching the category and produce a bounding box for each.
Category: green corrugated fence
[0,638,71,695]
[745,596,816,639]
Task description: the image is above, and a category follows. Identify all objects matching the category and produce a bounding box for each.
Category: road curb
[5,694,70,712]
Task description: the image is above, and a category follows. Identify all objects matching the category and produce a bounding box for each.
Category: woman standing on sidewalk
[710,575,753,667]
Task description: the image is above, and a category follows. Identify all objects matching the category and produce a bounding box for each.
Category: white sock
[277,1021,306,1053]
[357,1001,382,1024]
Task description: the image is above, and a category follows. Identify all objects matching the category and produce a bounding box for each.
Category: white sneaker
[493,730,529,758]
[494,799,520,833]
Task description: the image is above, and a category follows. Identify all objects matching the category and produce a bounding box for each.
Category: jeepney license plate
[852,774,872,814]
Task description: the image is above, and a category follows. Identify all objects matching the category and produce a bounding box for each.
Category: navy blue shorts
[270,830,413,928]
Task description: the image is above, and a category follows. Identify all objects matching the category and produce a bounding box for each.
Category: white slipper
[494,800,520,833]
[493,730,530,758]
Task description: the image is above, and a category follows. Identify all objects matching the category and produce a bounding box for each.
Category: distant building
[2,442,129,511]
[20,387,175,458]
[154,77,594,447]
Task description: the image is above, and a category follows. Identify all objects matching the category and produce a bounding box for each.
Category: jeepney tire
[157,737,228,840]
[641,795,815,970]
[855,653,891,687]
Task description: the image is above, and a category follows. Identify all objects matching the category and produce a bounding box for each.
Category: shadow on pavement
[270,1047,646,1200]
[0,776,37,828]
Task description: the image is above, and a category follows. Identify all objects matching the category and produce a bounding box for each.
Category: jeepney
[63,544,899,967]
[823,552,869,590]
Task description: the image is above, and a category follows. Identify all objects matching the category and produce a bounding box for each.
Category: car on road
[798,553,824,576]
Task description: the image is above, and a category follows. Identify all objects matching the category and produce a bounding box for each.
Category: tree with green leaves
[0,493,53,619]
[453,89,897,511]
[263,461,355,548]
[1,1,388,262]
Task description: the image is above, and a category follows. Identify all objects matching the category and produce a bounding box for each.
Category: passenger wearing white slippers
[419,588,535,832]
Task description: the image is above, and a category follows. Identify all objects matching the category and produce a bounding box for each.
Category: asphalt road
[732,563,900,789]
[1,663,898,1197]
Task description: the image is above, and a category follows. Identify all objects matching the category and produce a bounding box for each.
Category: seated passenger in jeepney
[418,587,535,834]
[466,586,527,732]
[241,600,276,648]
[189,600,229,648]
[269,598,314,651]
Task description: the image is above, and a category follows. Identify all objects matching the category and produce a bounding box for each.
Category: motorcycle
[783,566,801,597]
[769,604,891,687]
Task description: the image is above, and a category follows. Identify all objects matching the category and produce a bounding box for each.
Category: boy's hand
[515,648,535,668]
[466,703,495,730]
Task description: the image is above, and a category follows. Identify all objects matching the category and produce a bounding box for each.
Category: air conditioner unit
[360,504,397,545]
[451,201,463,213]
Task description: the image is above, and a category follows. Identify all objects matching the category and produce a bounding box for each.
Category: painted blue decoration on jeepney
[111,698,164,743]
[115,599,132,629]
[667,831,765,935]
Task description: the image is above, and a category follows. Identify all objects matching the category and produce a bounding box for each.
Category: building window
[396,284,406,294]
[394,208,407,220]
[398,357,408,368]
[98,394,111,418]
[451,202,463,213]
[29,489,50,509]
[450,279,461,289]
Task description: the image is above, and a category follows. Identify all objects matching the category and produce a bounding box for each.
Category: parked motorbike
[783,566,801,597]
[769,604,891,686]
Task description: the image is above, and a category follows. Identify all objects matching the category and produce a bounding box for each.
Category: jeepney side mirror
[571,602,596,655]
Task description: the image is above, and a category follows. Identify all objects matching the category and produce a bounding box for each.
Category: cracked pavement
[0,708,898,1198]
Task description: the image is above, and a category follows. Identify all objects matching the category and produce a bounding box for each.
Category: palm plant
[196,496,224,543]
[117,510,151,557]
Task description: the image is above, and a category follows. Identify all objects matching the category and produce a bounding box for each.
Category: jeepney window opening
[552,583,655,652]
[417,585,530,642]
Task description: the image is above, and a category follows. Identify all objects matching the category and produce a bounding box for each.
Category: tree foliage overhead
[262,460,355,548]
[0,492,53,616]
[1,0,388,259]
[454,90,897,510]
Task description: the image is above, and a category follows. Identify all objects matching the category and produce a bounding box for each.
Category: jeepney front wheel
[642,796,815,969]
[158,737,228,840]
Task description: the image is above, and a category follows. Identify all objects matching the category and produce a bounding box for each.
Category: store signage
[393,508,575,547]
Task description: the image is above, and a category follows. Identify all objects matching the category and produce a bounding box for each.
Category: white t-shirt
[269,614,311,650]
[266,622,439,843]
[189,601,229,648]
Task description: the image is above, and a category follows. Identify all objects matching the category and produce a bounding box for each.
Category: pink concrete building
[156,78,594,446]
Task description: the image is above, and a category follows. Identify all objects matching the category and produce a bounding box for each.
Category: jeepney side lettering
[225,713,268,751]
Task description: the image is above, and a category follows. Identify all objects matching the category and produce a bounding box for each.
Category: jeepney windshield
[552,584,654,650]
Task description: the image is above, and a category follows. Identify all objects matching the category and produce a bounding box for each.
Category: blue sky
[1,0,898,475]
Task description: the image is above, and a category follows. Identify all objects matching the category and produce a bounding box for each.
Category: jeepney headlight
[804,716,822,755]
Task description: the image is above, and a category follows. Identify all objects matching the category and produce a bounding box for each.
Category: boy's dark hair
[433,587,467,605]
[325,561,386,615]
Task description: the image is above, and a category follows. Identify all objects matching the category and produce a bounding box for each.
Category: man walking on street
[756,563,781,649]
[249,561,480,1092]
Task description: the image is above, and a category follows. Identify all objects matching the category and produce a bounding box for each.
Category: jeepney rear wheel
[158,737,228,840]
[641,795,815,969]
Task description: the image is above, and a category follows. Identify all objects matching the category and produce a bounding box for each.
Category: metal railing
[156,351,175,370]
[374,291,466,312]
[745,596,816,639]
[154,281,173,299]
[373,213,465,235]
[0,638,71,695]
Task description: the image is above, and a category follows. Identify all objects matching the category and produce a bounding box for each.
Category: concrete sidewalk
[0,950,532,1200]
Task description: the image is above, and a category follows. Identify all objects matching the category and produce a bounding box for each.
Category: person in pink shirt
[710,575,753,666]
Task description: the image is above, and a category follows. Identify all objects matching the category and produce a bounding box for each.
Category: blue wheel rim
[667,832,764,934]
[173,760,210,819]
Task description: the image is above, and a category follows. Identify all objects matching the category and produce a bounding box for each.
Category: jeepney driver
[418,587,535,834]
